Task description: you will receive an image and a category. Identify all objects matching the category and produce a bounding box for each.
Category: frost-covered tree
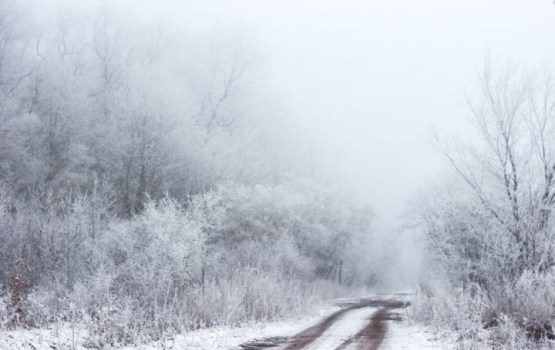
[426,63,555,284]
[412,62,555,344]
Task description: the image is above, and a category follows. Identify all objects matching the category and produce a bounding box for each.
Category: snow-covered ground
[0,306,339,350]
[143,305,339,350]
[382,318,445,350]
[173,299,449,350]
[0,322,90,350]
[0,297,453,350]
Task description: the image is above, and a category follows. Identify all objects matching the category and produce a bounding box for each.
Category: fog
[29,0,555,228]
[19,1,555,291]
[3,1,555,347]
[133,0,555,226]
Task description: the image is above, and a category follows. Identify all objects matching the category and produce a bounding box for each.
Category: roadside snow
[382,319,445,350]
[0,306,339,350]
[153,306,339,350]
[0,323,89,350]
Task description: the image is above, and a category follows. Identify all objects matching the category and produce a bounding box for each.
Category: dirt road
[238,298,409,350]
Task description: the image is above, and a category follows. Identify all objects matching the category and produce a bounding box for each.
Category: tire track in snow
[335,300,406,350]
[293,306,377,350]
[238,298,409,350]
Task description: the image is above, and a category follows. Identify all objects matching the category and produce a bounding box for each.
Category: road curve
[238,298,409,350]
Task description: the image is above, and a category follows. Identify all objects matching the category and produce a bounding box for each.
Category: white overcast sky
[32,0,555,229]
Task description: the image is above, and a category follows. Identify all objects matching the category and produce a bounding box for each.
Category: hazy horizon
[28,0,555,229]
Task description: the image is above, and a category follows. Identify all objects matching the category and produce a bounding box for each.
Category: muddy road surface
[237,297,409,350]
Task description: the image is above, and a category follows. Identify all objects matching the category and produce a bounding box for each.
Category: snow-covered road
[239,297,444,350]
[296,306,377,350]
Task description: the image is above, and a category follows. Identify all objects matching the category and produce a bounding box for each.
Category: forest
[1,1,555,350]
[0,2,380,347]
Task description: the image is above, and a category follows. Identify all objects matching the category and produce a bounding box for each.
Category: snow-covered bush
[0,181,375,344]
[196,181,377,286]
[179,267,324,329]
[0,295,10,329]
[413,279,488,345]
[490,270,555,343]
[80,197,206,342]
[413,277,554,350]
